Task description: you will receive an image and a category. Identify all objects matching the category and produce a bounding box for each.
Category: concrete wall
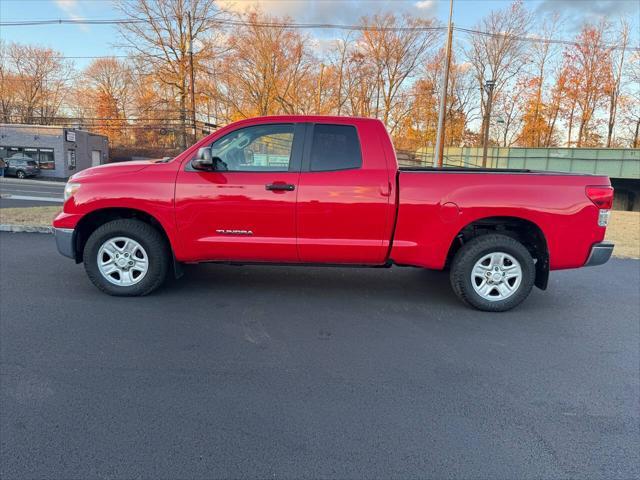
[0,125,109,179]
[0,125,66,177]
[63,130,109,177]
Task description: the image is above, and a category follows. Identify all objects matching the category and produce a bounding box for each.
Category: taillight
[586,185,614,227]
[586,186,614,209]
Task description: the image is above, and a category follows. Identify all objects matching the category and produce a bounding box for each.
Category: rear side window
[309,124,362,172]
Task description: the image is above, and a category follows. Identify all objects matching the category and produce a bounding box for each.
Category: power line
[454,26,637,52]
[0,16,637,51]
[0,16,446,32]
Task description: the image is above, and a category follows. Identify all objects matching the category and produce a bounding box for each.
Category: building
[0,124,109,179]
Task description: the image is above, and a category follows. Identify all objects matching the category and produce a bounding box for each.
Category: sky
[0,0,638,69]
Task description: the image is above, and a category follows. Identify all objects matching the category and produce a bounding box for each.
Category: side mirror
[192,147,213,170]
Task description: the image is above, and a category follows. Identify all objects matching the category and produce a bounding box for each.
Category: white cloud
[54,0,90,32]
[219,0,437,24]
[536,0,639,32]
[415,0,434,10]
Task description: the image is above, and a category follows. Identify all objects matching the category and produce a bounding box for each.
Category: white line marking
[2,195,63,203]
[0,189,64,195]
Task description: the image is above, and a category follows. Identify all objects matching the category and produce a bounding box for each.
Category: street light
[481,79,496,167]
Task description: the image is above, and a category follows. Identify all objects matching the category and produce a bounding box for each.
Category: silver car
[4,154,40,179]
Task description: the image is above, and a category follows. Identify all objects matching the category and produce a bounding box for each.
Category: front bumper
[585,241,614,267]
[54,228,75,259]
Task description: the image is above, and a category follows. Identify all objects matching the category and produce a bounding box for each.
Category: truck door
[175,122,304,262]
[296,122,394,264]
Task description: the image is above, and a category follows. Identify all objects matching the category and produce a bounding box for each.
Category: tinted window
[207,124,294,172]
[309,124,362,172]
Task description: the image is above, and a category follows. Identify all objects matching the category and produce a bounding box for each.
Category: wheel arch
[73,207,180,276]
[446,215,550,290]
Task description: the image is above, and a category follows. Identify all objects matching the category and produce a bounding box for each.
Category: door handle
[265,183,295,191]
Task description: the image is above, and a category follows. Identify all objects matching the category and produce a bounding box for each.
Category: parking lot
[1,232,639,479]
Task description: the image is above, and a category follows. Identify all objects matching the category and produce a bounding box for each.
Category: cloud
[415,0,434,10]
[219,0,438,24]
[54,0,90,32]
[536,0,639,31]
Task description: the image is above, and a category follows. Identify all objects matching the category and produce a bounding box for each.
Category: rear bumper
[54,228,75,259]
[585,241,614,267]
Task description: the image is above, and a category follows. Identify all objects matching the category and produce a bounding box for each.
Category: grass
[1,206,638,259]
[0,206,60,226]
[605,210,640,259]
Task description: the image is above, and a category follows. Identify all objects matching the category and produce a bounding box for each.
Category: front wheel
[450,234,535,312]
[83,219,169,296]
[16,170,26,179]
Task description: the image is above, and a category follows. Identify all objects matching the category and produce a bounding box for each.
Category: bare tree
[528,13,561,147]
[326,33,355,116]
[358,13,440,132]
[492,78,528,147]
[564,20,613,147]
[620,51,640,148]
[0,40,17,122]
[84,58,133,117]
[4,43,73,124]
[216,9,313,118]
[115,0,223,148]
[465,0,531,148]
[605,20,629,147]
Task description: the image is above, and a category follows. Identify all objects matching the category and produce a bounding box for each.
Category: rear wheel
[16,170,26,179]
[83,219,169,296]
[450,234,535,312]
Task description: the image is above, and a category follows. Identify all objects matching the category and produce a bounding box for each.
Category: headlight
[64,182,81,202]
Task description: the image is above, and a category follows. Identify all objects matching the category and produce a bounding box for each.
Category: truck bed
[390,169,610,271]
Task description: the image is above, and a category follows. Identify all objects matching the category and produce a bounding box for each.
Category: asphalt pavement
[1,232,639,479]
[0,178,64,208]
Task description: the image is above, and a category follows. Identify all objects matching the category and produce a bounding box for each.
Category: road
[1,232,638,479]
[0,178,64,208]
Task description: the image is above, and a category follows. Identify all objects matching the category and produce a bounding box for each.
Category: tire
[16,170,26,179]
[83,219,169,296]
[450,234,535,312]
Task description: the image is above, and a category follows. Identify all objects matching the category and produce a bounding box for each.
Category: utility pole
[316,63,325,114]
[187,11,197,143]
[433,0,454,168]
[481,79,495,167]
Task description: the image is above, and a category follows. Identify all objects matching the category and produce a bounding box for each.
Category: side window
[309,124,362,172]
[207,124,294,172]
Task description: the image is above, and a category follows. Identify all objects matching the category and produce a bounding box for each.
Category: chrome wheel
[471,251,522,301]
[97,236,149,286]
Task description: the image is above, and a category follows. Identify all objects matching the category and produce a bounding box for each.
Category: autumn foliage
[0,0,638,153]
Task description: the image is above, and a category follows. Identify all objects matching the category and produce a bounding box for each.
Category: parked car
[4,154,40,179]
[53,115,614,311]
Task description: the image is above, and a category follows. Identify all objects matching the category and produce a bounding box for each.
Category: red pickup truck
[53,115,614,311]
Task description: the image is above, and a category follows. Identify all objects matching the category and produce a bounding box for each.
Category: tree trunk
[634,119,640,149]
[577,119,584,148]
[179,83,187,150]
[606,92,615,147]
[567,103,576,147]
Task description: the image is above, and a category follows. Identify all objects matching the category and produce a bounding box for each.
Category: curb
[0,224,53,233]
